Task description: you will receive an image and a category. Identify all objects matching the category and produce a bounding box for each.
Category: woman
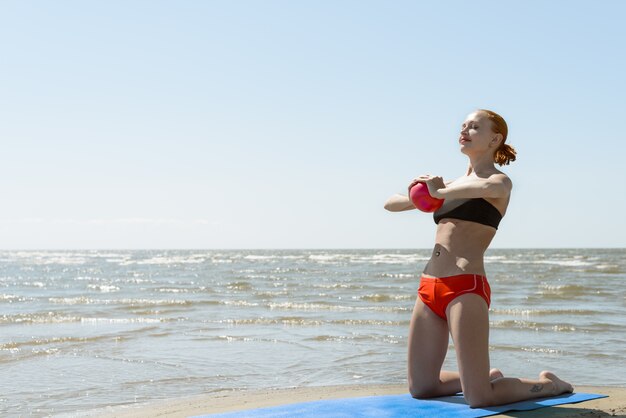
[384,109,573,408]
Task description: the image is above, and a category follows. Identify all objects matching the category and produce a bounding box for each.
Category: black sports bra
[433,198,503,229]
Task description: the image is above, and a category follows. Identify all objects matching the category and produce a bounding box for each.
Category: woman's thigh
[446,293,492,396]
[407,297,449,392]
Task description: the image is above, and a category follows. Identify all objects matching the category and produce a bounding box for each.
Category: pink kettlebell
[410,182,444,212]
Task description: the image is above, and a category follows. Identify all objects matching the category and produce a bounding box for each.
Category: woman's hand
[408,175,445,199]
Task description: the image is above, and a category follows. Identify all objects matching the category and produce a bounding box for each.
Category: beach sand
[96,384,626,418]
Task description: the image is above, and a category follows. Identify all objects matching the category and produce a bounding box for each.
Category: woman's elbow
[384,202,412,212]
[383,200,398,211]
[384,194,414,212]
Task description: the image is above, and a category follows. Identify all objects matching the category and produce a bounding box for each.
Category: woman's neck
[467,153,496,176]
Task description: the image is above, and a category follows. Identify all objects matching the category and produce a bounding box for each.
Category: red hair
[477,109,517,166]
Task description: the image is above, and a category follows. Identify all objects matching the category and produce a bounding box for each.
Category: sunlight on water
[0,248,624,415]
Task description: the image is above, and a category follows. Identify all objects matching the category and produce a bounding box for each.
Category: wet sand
[95,384,626,418]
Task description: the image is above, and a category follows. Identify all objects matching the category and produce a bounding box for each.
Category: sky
[0,0,625,249]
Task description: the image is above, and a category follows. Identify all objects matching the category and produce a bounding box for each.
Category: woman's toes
[539,371,574,395]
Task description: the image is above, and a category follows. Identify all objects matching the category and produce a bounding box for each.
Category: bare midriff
[422,218,497,278]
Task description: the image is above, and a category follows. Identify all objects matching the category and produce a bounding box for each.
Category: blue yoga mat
[195,392,607,418]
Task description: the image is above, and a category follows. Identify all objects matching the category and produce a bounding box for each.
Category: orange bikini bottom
[418,273,491,320]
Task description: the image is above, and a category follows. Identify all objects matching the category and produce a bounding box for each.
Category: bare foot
[489,368,504,381]
[539,371,574,395]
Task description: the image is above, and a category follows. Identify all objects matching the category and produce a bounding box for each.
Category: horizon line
[0,247,623,251]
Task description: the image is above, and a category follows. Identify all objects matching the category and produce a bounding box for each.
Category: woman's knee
[408,375,433,399]
[463,386,495,408]
[409,383,439,400]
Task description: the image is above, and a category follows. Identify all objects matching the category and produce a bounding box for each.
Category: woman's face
[458,112,499,155]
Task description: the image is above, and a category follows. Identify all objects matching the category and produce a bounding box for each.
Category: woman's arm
[384,174,460,212]
[384,193,416,212]
[428,173,512,200]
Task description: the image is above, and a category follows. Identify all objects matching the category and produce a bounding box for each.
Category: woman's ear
[491,133,504,148]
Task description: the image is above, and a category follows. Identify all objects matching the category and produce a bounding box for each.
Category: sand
[95,384,626,418]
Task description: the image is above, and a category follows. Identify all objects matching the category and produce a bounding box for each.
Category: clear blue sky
[1,1,624,249]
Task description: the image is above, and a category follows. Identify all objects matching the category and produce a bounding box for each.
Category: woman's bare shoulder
[490,171,512,189]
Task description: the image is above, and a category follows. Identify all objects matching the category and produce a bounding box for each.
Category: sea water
[0,249,624,416]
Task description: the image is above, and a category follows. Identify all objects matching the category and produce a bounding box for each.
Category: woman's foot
[539,371,574,395]
[489,368,504,381]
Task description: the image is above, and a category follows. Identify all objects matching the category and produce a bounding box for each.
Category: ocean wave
[79,317,166,324]
[330,319,409,326]
[490,320,578,332]
[311,283,365,290]
[306,253,429,265]
[87,284,120,293]
[217,317,409,327]
[221,300,260,307]
[308,254,346,265]
[243,255,303,261]
[48,297,195,307]
[306,335,362,342]
[551,324,579,332]
[156,287,190,293]
[226,281,253,291]
[534,260,594,267]
[351,259,419,265]
[378,273,417,278]
[0,347,60,362]
[484,255,507,261]
[491,319,541,330]
[220,317,324,326]
[538,283,587,293]
[117,277,155,284]
[0,312,174,324]
[215,335,279,343]
[493,259,595,267]
[490,344,566,355]
[519,346,566,354]
[74,276,103,282]
[306,334,402,344]
[210,258,234,264]
[0,294,32,303]
[490,319,624,334]
[0,312,80,324]
[121,255,207,265]
[254,291,289,299]
[594,264,623,274]
[0,334,122,350]
[357,294,414,302]
[8,252,90,265]
[308,254,344,262]
[267,301,410,312]
[350,255,429,264]
[243,255,277,260]
[490,308,598,316]
[21,281,46,288]
[534,284,607,298]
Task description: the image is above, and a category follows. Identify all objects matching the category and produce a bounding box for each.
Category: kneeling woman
[384,109,573,408]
